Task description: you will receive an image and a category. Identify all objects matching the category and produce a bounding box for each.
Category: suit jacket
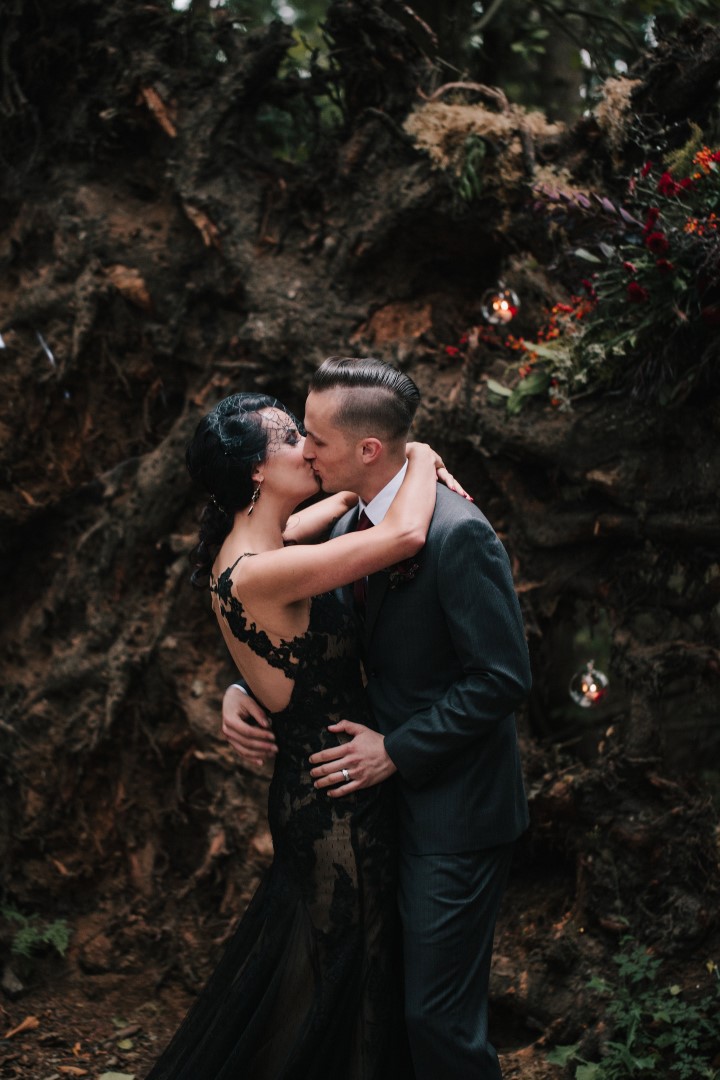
[331,484,531,855]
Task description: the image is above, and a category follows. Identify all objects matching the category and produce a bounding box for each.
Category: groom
[222,357,531,1079]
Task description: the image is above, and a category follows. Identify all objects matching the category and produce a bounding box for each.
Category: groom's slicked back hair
[309,357,420,441]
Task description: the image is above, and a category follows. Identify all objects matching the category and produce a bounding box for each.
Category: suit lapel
[365,570,390,641]
[332,506,359,610]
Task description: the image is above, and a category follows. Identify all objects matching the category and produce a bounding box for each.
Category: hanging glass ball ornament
[480,284,520,325]
[569,661,609,708]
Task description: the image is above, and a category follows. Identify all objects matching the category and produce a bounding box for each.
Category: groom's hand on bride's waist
[309,721,397,797]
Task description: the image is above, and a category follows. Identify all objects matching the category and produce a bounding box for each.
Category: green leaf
[523,341,561,361]
[573,247,602,263]
[486,378,512,397]
[575,1065,602,1080]
[547,1043,581,1065]
[506,370,551,415]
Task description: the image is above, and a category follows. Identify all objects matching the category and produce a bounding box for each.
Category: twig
[357,107,417,148]
[420,81,509,113]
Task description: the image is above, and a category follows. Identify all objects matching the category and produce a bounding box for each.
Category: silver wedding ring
[341,768,351,782]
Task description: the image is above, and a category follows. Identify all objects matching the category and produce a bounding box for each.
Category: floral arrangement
[384,558,421,588]
[445,129,720,411]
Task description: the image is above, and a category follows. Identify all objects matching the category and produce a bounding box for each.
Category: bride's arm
[238,443,438,604]
[282,491,359,544]
[282,450,469,547]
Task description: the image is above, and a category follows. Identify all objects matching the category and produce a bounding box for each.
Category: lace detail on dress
[210,555,308,679]
[145,571,411,1080]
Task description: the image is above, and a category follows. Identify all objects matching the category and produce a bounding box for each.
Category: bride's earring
[247,483,261,516]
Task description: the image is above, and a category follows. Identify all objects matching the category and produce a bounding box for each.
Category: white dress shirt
[358,461,408,525]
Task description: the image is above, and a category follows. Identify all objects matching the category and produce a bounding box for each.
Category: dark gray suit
[332,484,531,1078]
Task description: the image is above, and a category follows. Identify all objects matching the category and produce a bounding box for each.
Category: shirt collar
[358,461,408,525]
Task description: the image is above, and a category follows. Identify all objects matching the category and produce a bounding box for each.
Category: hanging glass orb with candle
[480,283,520,325]
[569,661,609,708]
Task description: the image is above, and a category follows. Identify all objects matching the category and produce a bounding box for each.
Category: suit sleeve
[383,516,531,788]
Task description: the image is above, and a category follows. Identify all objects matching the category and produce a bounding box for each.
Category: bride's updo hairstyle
[186,392,282,586]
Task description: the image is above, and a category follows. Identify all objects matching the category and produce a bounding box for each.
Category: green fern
[456,135,488,203]
[1,905,71,959]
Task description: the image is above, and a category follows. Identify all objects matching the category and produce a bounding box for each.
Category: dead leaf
[106,265,153,312]
[515,579,545,594]
[4,1015,40,1039]
[58,1067,88,1076]
[15,486,38,507]
[183,202,222,249]
[138,86,177,137]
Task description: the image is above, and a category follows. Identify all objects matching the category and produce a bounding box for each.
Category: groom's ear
[358,437,383,465]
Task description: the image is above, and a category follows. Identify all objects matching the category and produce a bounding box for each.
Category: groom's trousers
[398,842,514,1080]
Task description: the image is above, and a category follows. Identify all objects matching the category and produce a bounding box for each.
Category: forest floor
[0,881,565,1080]
[0,984,562,1080]
[0,970,561,1079]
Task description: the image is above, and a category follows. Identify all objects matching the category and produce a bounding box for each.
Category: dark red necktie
[352,509,374,611]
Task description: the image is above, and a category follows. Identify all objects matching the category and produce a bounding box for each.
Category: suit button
[368,668,378,677]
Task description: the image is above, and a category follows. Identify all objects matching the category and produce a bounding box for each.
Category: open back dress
[145,556,411,1080]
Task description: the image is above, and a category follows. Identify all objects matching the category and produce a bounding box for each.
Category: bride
[145,391,450,1079]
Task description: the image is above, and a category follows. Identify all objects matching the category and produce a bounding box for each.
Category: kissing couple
[146,356,531,1080]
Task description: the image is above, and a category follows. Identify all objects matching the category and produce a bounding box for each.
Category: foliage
[173,0,718,120]
[467,0,718,116]
[163,0,343,163]
[547,940,720,1079]
[472,128,720,411]
[455,135,488,204]
[1,904,72,961]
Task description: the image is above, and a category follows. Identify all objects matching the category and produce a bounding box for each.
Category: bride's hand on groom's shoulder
[406,442,473,502]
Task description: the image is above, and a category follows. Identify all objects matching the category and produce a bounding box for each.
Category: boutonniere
[384,558,421,589]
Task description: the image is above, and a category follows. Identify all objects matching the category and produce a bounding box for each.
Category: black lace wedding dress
[146,558,411,1080]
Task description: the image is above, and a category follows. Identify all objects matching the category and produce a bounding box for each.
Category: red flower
[627,281,650,303]
[643,207,661,232]
[645,230,669,255]
[678,177,695,191]
[581,278,598,300]
[712,151,720,163]
[622,261,637,274]
[655,259,675,275]
[444,345,461,357]
[657,172,679,196]
[641,161,653,177]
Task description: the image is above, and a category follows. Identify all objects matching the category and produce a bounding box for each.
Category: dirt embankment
[1,4,718,1076]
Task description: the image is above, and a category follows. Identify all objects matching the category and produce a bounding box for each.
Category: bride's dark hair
[186,392,284,586]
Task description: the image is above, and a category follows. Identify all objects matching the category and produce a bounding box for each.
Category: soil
[0,876,568,1080]
[1,2,719,1076]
